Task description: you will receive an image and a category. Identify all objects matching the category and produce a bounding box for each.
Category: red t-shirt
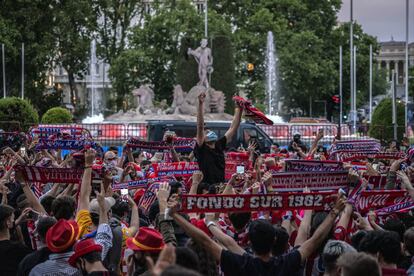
[381,267,406,276]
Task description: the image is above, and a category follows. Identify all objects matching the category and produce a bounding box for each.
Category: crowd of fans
[0,92,414,276]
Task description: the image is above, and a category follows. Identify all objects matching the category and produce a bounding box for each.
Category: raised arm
[398,170,414,200]
[298,196,346,262]
[77,149,95,212]
[196,92,206,146]
[15,171,46,214]
[307,129,323,157]
[170,196,222,262]
[127,195,139,236]
[336,203,353,236]
[189,171,203,195]
[224,104,242,142]
[205,213,245,255]
[295,210,313,246]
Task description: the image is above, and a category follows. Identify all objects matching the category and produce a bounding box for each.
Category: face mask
[106,159,117,167]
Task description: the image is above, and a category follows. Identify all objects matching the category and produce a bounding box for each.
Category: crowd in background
[0,93,414,276]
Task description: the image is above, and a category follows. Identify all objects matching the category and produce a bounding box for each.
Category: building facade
[377,40,414,84]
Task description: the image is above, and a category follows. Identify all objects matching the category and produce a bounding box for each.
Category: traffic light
[247,63,254,72]
[331,95,340,111]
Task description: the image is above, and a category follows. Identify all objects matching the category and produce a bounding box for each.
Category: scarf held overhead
[284,159,343,172]
[14,166,101,183]
[180,192,336,213]
[271,171,349,191]
[126,137,196,153]
[232,96,274,125]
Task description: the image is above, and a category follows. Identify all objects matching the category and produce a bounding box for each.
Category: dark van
[146,120,273,153]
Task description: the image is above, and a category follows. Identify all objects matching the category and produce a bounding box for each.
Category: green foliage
[176,37,199,92]
[94,0,144,65]
[0,1,56,110]
[36,88,64,117]
[52,0,97,107]
[0,97,39,131]
[41,107,73,124]
[331,23,388,113]
[211,35,236,113]
[369,98,405,142]
[110,0,231,110]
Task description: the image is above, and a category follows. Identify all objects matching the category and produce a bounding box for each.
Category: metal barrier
[259,123,379,147]
[2,121,413,147]
[26,123,147,146]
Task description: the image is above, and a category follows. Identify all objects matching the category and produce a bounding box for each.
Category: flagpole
[350,0,354,133]
[369,44,373,122]
[2,44,5,98]
[21,43,24,99]
[405,0,409,134]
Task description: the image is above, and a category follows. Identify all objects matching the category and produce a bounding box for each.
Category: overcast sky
[337,0,414,42]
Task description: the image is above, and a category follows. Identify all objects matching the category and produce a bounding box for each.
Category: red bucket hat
[126,227,165,252]
[46,219,79,253]
[68,238,102,267]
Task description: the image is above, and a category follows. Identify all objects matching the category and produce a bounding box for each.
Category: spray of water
[86,39,104,122]
[265,31,278,115]
[265,31,284,123]
[90,39,96,117]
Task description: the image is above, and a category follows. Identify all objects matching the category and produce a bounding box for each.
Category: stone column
[386,61,390,81]
[395,60,399,84]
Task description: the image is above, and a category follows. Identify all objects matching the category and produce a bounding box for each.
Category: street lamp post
[405,0,409,134]
[350,0,354,133]
[369,44,373,122]
[392,70,398,140]
[1,44,5,98]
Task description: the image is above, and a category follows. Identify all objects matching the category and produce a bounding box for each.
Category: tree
[94,0,145,65]
[369,98,404,143]
[42,107,73,124]
[110,0,231,109]
[206,0,387,119]
[176,37,199,92]
[51,0,97,108]
[0,97,39,131]
[211,35,236,113]
[0,1,56,110]
[330,23,389,114]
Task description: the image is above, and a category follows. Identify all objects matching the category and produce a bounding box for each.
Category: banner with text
[180,192,336,213]
[14,166,101,183]
[126,137,196,153]
[335,151,405,162]
[153,162,199,178]
[285,160,343,172]
[354,190,411,213]
[271,171,349,191]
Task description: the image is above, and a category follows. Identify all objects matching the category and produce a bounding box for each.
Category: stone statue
[171,85,187,114]
[187,38,213,88]
[132,85,154,114]
[209,89,225,113]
